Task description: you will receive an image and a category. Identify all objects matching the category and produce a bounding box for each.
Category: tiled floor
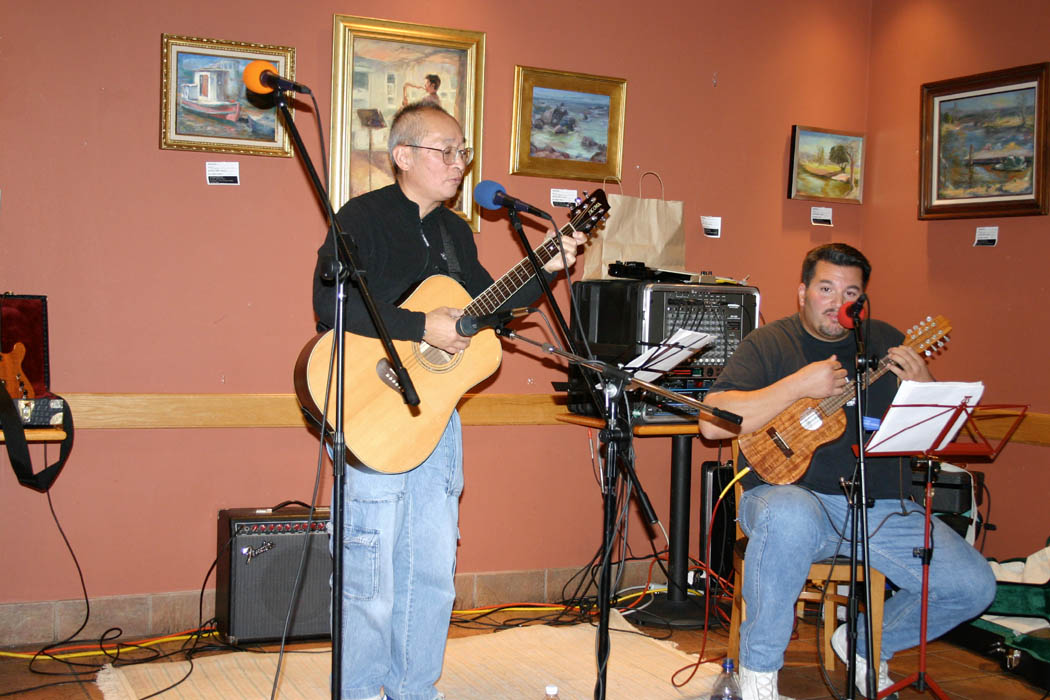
[1,609,1046,699]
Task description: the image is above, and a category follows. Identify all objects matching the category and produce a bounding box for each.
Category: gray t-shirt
[709,313,910,497]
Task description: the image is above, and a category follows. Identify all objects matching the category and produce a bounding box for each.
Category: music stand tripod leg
[879,457,950,700]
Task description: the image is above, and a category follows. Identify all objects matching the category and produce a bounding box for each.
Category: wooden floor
[1,609,1046,699]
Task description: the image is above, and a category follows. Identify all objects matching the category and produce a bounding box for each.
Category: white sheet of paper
[865,380,984,454]
[624,329,715,383]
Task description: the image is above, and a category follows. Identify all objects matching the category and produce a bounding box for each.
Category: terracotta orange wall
[863,0,1050,559]
[0,0,1044,605]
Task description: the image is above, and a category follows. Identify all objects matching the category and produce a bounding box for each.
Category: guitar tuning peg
[924,349,932,357]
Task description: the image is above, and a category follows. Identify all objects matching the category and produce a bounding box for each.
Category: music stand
[356,108,386,192]
[864,382,1027,699]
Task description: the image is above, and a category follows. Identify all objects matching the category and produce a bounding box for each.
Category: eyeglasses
[407,144,474,165]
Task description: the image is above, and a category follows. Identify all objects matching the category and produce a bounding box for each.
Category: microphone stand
[507,209,576,344]
[497,328,741,700]
[273,89,419,700]
[843,309,877,700]
[505,206,644,700]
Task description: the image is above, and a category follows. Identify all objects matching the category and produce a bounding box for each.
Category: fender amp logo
[240,541,274,564]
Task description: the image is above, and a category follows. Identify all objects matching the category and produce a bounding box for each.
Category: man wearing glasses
[313,103,585,700]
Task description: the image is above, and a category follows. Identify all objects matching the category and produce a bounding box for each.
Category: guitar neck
[463,224,571,317]
[819,357,895,416]
[813,316,951,418]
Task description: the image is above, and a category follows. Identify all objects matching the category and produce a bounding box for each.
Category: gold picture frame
[160,34,295,157]
[509,66,625,182]
[330,15,485,230]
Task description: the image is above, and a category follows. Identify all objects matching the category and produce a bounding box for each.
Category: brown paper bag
[582,172,685,280]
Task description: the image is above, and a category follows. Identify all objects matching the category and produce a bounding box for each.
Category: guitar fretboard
[817,358,894,416]
[460,189,607,317]
[463,236,566,317]
[814,316,949,418]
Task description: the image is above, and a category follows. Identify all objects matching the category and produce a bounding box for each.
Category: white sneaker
[831,624,897,699]
[738,667,796,700]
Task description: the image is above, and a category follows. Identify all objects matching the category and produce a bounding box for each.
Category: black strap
[0,393,73,492]
[436,217,463,286]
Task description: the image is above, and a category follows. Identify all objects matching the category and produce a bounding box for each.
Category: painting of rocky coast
[529,86,610,163]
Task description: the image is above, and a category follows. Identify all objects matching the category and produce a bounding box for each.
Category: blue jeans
[737,483,996,672]
[336,413,463,700]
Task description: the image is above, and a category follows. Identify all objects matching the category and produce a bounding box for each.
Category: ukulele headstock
[904,315,951,357]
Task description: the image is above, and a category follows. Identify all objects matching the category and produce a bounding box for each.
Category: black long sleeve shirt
[313,183,549,340]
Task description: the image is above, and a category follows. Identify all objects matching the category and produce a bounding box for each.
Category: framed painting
[160,34,295,157]
[330,16,485,230]
[509,66,625,182]
[919,63,1049,219]
[788,126,865,205]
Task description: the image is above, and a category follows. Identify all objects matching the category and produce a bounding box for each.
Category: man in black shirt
[313,103,585,700]
[700,244,995,700]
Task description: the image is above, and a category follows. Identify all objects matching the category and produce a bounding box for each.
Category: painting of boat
[935,85,1036,200]
[178,67,240,122]
[992,154,1029,171]
[161,34,293,157]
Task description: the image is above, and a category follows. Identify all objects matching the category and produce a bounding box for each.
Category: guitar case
[0,294,74,492]
[944,546,1050,691]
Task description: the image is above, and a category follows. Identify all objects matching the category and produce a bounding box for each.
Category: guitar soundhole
[414,341,463,374]
[799,408,823,431]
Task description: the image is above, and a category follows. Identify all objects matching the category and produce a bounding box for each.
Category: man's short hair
[425,74,441,90]
[801,243,871,288]
[387,103,453,174]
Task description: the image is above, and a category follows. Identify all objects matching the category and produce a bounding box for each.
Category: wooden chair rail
[7,395,1048,447]
[7,393,567,441]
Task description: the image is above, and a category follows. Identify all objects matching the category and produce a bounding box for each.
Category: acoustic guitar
[738,315,951,484]
[294,190,609,473]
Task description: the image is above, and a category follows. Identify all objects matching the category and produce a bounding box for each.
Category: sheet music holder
[859,380,1026,699]
[865,380,1027,458]
[623,328,715,383]
[356,108,385,129]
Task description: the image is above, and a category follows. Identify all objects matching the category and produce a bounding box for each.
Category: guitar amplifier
[215,507,332,644]
[567,280,760,423]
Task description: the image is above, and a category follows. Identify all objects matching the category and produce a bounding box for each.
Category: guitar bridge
[766,427,795,458]
[376,359,401,391]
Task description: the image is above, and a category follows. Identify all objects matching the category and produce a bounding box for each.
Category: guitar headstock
[904,315,951,357]
[564,189,610,237]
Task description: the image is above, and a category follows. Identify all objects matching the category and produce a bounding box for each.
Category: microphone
[242,60,312,95]
[474,180,550,218]
[837,294,869,329]
[455,307,535,337]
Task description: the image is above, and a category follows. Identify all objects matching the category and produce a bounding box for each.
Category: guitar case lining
[1,293,51,396]
[945,547,1050,691]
